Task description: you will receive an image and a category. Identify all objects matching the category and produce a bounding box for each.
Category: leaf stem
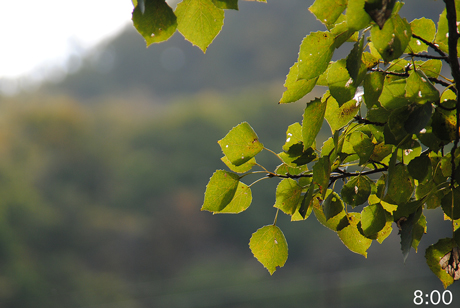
[248,176,270,188]
[264,147,284,163]
[273,208,280,226]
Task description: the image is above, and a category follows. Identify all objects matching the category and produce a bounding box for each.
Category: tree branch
[411,33,450,62]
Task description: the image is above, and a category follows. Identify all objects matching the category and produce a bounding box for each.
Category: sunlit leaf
[309,0,347,26]
[280,63,318,104]
[407,18,436,53]
[313,156,331,199]
[325,95,360,133]
[348,131,375,165]
[249,225,288,275]
[361,203,387,237]
[175,0,224,52]
[202,170,238,212]
[326,59,361,105]
[212,0,238,10]
[370,14,411,62]
[274,178,303,216]
[298,31,335,80]
[313,190,348,231]
[132,0,177,46]
[386,163,414,205]
[221,156,257,173]
[346,0,372,31]
[405,70,439,104]
[379,76,410,109]
[337,213,372,257]
[218,122,264,166]
[302,97,327,149]
[425,238,458,288]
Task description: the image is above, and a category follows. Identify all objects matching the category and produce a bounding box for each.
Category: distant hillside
[42,0,442,101]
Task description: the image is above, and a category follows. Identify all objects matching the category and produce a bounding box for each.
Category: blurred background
[0,0,459,307]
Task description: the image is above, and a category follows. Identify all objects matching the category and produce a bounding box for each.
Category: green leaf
[175,0,224,52]
[425,238,458,288]
[403,103,433,135]
[309,0,347,26]
[405,70,439,104]
[341,175,372,207]
[386,163,414,205]
[313,190,348,231]
[417,60,443,79]
[326,59,360,105]
[302,97,327,149]
[132,0,177,46]
[293,183,315,221]
[279,145,317,168]
[283,123,303,152]
[298,31,336,80]
[434,9,449,53]
[280,62,318,104]
[218,122,264,166]
[348,131,375,165]
[325,95,360,133]
[322,191,344,221]
[330,18,359,49]
[212,0,238,10]
[249,225,288,275]
[337,213,373,257]
[441,187,460,220]
[313,156,331,199]
[407,18,436,53]
[202,170,252,213]
[274,179,303,216]
[370,14,411,62]
[346,0,372,31]
[379,76,410,109]
[361,203,387,237]
[363,71,385,108]
[399,206,423,262]
[221,156,257,173]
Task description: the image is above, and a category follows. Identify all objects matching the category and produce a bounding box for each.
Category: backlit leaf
[325,95,360,133]
[309,0,347,26]
[405,70,439,104]
[132,0,177,46]
[341,175,372,207]
[274,179,303,216]
[327,59,360,105]
[348,131,375,165]
[212,0,238,10]
[361,203,387,237]
[280,62,318,104]
[313,156,331,199]
[202,170,246,212]
[221,156,256,173]
[347,0,372,31]
[218,122,264,166]
[302,97,328,149]
[175,0,224,52]
[407,18,436,53]
[399,206,423,262]
[337,213,373,257]
[298,31,335,80]
[249,225,288,275]
[425,238,457,288]
[386,163,414,205]
[379,76,410,109]
[370,14,411,62]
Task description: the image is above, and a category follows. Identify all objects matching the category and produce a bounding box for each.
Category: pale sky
[0,1,135,88]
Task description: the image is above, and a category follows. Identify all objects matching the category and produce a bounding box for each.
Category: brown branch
[411,34,449,62]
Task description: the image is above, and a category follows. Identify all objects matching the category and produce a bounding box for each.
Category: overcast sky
[0,1,135,81]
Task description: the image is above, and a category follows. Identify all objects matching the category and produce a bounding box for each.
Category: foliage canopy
[132,0,460,288]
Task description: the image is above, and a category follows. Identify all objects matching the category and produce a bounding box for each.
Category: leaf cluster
[132,0,460,287]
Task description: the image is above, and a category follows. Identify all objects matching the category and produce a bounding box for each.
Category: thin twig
[412,33,449,61]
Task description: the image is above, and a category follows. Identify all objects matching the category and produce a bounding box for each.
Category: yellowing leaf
[249,225,288,275]
[337,213,372,257]
[280,62,318,104]
[218,122,264,166]
[175,0,224,52]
